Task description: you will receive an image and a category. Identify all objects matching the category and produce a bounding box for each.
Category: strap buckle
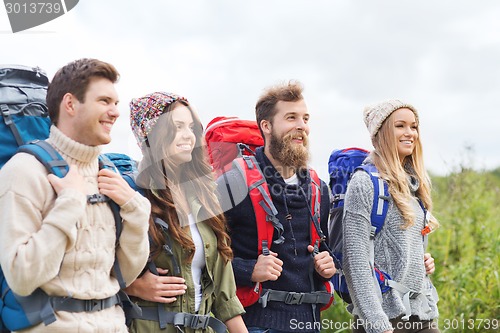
[284,292,304,305]
[87,193,109,204]
[187,314,210,330]
[84,299,104,312]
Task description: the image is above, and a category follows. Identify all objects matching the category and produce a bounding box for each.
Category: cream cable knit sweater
[343,170,439,333]
[0,126,151,332]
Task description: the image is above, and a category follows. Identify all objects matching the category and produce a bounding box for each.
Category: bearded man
[216,81,335,333]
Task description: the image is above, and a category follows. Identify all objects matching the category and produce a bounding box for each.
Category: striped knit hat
[130,92,188,146]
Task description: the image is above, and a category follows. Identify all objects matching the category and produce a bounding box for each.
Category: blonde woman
[343,100,440,333]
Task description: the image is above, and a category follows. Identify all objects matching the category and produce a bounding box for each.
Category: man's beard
[269,129,309,170]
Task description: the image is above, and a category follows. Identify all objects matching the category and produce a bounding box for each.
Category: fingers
[126,269,187,303]
[97,168,135,206]
[424,253,435,275]
[313,251,336,279]
[48,164,85,195]
[154,274,187,303]
[251,253,283,283]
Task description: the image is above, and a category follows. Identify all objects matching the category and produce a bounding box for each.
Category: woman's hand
[424,253,435,275]
[125,268,187,303]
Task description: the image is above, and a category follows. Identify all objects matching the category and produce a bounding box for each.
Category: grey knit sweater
[343,170,439,333]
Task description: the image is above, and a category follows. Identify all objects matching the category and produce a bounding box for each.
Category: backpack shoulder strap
[356,164,389,238]
[232,155,284,255]
[151,217,181,276]
[307,168,324,252]
[17,140,69,178]
[97,154,127,289]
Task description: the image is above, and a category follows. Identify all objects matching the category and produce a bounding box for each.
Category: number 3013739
[442,318,499,330]
[5,2,62,14]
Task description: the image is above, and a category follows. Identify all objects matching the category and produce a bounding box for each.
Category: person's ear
[61,93,77,116]
[261,119,272,135]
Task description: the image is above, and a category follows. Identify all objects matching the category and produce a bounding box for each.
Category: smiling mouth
[176,144,192,151]
[101,121,113,131]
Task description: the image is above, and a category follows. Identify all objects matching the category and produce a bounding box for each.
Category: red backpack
[204,117,264,177]
[205,117,334,310]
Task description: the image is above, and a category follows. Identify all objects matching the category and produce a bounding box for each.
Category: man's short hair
[255,80,303,137]
[47,58,119,125]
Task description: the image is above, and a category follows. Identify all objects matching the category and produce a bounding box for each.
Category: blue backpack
[0,65,51,169]
[327,147,390,303]
[328,148,435,321]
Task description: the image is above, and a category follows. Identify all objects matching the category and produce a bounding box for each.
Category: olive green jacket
[129,189,245,333]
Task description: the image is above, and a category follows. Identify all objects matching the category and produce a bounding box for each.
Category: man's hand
[124,268,187,303]
[424,253,435,275]
[251,251,283,283]
[307,245,336,279]
[97,168,136,206]
[47,164,86,195]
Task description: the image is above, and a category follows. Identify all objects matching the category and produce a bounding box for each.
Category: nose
[181,127,194,139]
[296,118,309,133]
[108,104,120,118]
[403,125,413,136]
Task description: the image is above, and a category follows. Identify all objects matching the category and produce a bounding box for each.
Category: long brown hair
[136,100,233,263]
[371,110,439,230]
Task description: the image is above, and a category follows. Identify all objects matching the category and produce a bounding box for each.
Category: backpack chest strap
[49,293,122,313]
[128,307,227,333]
[258,289,332,308]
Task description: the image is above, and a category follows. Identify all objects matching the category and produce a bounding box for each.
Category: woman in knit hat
[125,92,247,333]
[342,100,440,333]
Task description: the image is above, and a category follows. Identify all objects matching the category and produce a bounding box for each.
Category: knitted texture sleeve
[0,153,86,296]
[342,170,393,333]
[114,191,151,286]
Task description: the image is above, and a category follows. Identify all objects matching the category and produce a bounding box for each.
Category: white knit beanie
[363,99,418,140]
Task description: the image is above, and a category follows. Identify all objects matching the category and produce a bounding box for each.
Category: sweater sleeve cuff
[232,257,257,286]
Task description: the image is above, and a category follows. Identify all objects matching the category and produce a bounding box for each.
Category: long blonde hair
[371,110,439,230]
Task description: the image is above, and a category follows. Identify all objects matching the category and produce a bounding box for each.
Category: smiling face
[166,105,196,167]
[262,99,310,169]
[390,107,419,162]
[71,77,119,146]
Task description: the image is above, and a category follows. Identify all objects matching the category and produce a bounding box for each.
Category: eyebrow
[173,120,194,125]
[394,120,417,126]
[97,95,119,104]
[284,112,309,118]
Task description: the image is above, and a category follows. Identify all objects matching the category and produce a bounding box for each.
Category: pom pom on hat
[130,92,188,147]
[363,99,418,140]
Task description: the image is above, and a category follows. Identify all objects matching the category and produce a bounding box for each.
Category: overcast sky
[2,0,499,180]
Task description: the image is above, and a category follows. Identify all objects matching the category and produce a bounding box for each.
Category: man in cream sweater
[0,58,151,332]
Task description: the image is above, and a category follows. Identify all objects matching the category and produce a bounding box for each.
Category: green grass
[321,166,500,332]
